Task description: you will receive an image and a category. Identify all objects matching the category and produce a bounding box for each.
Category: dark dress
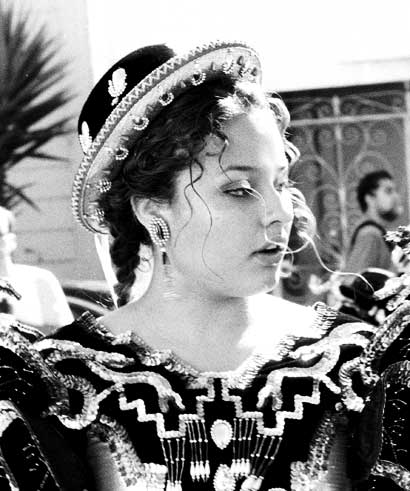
[345,219,394,274]
[0,318,92,490]
[349,299,410,490]
[0,301,381,490]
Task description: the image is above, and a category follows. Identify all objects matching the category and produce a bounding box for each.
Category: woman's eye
[223,180,253,197]
[226,187,251,197]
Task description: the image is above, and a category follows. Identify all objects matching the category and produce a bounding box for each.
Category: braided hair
[99,76,315,306]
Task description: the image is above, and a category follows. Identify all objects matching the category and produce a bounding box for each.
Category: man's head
[357,170,402,222]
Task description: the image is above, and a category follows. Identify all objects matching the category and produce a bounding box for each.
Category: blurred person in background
[0,206,73,332]
[338,170,404,324]
[345,169,403,274]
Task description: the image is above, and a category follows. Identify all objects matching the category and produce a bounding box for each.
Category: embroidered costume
[0,301,378,490]
[348,225,410,490]
[0,315,92,490]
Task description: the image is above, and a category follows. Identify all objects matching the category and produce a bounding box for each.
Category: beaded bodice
[33,302,373,491]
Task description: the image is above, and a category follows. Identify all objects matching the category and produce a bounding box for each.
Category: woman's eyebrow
[222,164,256,173]
[222,163,289,174]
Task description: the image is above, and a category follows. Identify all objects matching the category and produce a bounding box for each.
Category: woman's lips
[253,247,285,266]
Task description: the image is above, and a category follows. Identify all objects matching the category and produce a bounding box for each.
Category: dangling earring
[148,217,176,298]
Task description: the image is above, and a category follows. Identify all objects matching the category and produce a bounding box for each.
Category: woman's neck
[134,285,252,343]
[102,288,304,372]
[116,290,261,372]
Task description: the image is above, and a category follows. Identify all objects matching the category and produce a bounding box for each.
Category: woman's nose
[264,189,294,226]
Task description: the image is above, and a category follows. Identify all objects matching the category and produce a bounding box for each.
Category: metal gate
[280,82,410,303]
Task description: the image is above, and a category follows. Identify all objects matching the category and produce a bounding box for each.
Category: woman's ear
[130,196,165,229]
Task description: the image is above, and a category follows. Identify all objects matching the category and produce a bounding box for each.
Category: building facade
[6,0,410,290]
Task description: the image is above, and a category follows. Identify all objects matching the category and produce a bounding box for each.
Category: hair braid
[110,224,141,307]
[102,179,150,306]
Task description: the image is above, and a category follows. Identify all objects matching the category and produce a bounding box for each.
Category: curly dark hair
[357,169,393,212]
[99,76,315,306]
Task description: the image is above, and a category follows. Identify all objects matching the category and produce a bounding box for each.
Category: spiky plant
[0,1,74,210]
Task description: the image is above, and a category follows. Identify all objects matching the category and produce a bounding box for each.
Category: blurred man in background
[339,170,403,324]
[345,169,403,274]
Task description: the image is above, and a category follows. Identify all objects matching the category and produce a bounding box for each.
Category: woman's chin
[240,275,280,297]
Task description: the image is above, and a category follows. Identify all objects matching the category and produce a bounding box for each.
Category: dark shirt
[345,220,393,273]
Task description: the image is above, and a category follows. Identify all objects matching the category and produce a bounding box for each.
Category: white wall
[86,0,410,91]
[5,0,102,281]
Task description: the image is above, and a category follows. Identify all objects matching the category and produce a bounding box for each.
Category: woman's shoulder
[48,311,129,357]
[253,293,368,338]
[0,314,67,410]
[252,293,314,323]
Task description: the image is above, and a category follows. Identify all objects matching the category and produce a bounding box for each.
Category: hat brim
[72,41,262,234]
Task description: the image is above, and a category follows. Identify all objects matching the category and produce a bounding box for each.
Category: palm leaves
[0,1,74,209]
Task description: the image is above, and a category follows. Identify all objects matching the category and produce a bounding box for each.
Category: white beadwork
[211,419,233,450]
[79,121,92,153]
[115,146,129,161]
[96,178,112,193]
[159,91,175,106]
[373,459,410,488]
[108,67,127,105]
[213,464,236,491]
[86,207,105,225]
[240,475,264,490]
[132,115,149,130]
[222,59,234,74]
[186,420,210,482]
[191,62,206,85]
[148,217,170,248]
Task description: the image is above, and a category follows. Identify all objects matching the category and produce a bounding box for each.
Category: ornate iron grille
[281,83,410,302]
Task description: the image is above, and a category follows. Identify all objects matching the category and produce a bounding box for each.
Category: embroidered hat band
[72,40,262,234]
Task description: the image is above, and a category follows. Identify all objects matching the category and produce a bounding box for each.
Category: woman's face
[164,108,294,298]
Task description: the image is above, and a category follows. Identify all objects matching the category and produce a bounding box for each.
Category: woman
[0,41,383,490]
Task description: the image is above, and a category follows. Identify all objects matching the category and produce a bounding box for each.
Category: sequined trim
[0,450,19,491]
[0,317,68,412]
[383,360,410,386]
[38,338,184,428]
[260,322,373,413]
[74,303,341,387]
[290,412,337,490]
[368,361,410,489]
[71,313,294,383]
[0,401,58,489]
[359,300,410,387]
[38,306,370,489]
[0,401,23,491]
[46,309,371,434]
[372,460,410,489]
[310,301,338,334]
[133,360,341,443]
[89,416,167,488]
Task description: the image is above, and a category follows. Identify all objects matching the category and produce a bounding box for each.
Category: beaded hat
[72,40,262,234]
